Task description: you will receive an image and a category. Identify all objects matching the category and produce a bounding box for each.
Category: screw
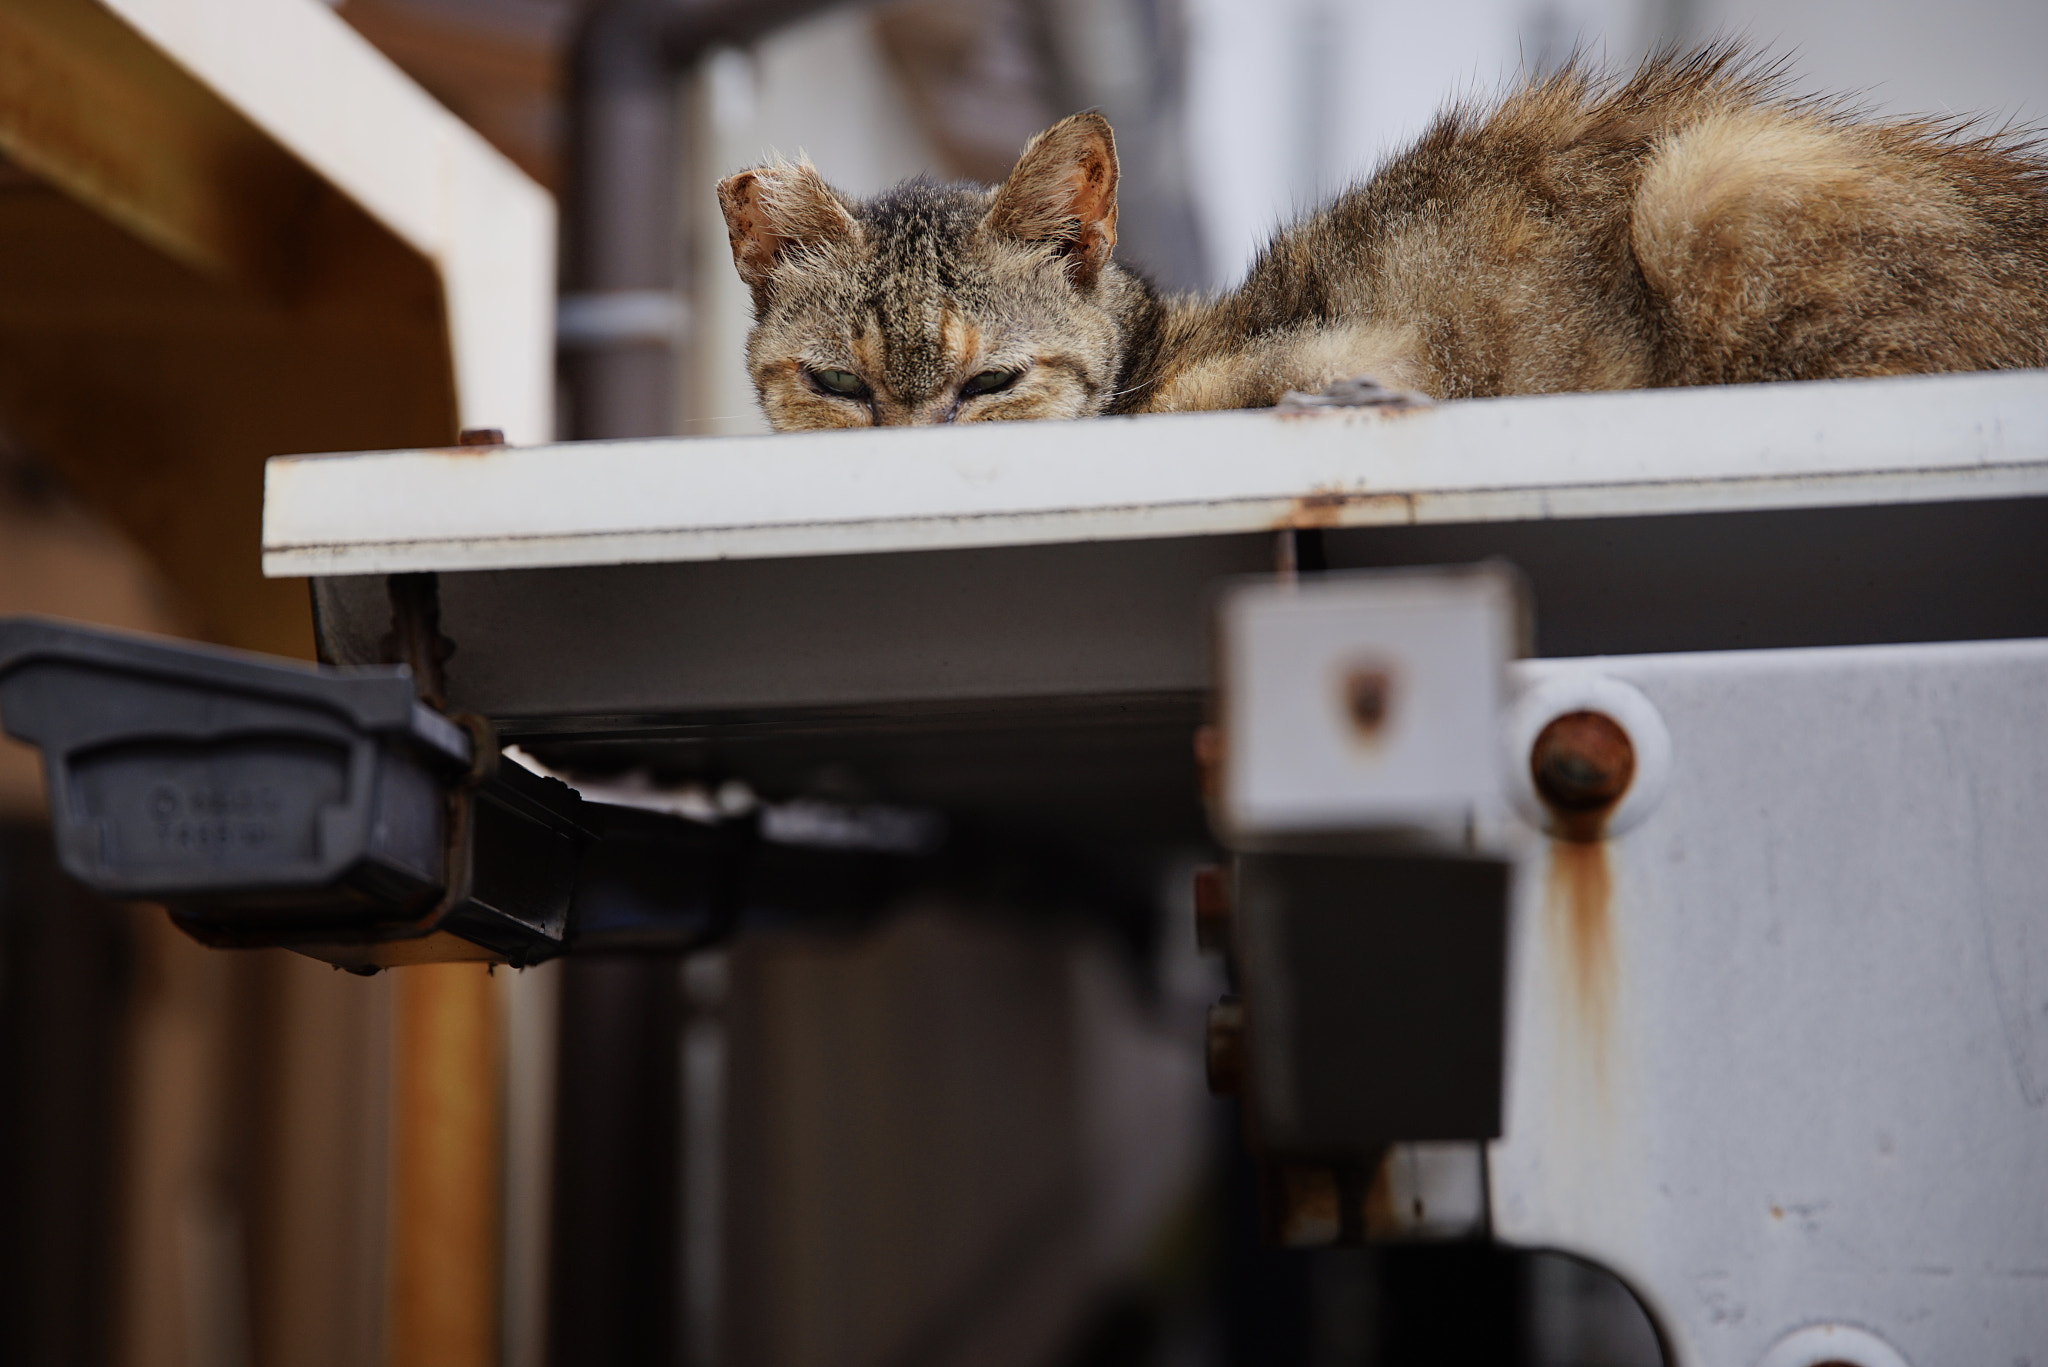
[1530,710,1635,812]
[457,427,505,446]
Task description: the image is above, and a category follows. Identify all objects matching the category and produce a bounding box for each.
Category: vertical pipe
[552,13,848,1363]
[560,0,684,440]
[558,0,856,440]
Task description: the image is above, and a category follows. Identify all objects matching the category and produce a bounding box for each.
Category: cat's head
[718,113,1142,430]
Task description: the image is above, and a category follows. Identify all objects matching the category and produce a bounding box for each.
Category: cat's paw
[1275,375,1436,414]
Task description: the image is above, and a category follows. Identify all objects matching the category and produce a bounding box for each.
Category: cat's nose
[871,396,957,425]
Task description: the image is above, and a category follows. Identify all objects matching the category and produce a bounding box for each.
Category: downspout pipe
[560,0,853,440]
[549,6,855,1365]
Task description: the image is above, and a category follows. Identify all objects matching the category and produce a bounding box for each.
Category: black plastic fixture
[0,616,587,970]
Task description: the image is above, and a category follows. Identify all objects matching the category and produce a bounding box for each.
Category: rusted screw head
[1206,996,1244,1096]
[1530,710,1636,813]
[1343,666,1393,738]
[458,427,506,446]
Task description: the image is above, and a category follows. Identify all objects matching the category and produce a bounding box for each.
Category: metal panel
[304,495,2048,851]
[1488,639,2048,1367]
[317,534,1277,720]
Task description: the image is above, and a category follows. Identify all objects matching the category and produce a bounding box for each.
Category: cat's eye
[805,367,869,399]
[960,369,1022,398]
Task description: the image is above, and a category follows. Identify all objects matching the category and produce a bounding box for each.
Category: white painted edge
[263,462,2048,577]
[263,370,2048,576]
[104,0,557,445]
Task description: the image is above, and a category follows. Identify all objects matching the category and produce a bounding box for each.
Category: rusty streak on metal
[434,433,511,457]
[1273,488,1417,530]
[1531,710,1636,1055]
[1548,839,1616,1048]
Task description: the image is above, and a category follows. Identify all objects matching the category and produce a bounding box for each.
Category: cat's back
[1243,48,2048,394]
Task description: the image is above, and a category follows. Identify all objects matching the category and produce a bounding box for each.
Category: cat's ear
[986,112,1119,287]
[717,161,861,290]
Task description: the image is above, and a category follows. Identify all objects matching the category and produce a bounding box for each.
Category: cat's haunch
[718,45,2048,432]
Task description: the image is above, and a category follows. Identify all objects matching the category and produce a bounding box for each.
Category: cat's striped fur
[719,46,2048,431]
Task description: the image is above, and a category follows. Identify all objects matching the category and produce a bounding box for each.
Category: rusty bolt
[1530,710,1636,814]
[458,427,506,447]
[1193,864,1232,954]
[1206,996,1244,1096]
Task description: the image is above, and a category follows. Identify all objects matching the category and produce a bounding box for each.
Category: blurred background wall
[3,2,2044,1367]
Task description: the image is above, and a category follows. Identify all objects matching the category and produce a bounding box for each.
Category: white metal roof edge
[261,462,2048,578]
[263,370,2048,577]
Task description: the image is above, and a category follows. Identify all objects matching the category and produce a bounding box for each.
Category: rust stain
[1531,711,1634,1055]
[1548,837,1616,1044]
[431,427,506,456]
[1274,488,1415,529]
[1289,490,1349,527]
[1338,659,1397,744]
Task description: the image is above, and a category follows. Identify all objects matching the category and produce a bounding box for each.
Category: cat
[717,45,2048,431]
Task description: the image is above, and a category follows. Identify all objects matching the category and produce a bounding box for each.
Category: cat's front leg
[1142,320,1433,414]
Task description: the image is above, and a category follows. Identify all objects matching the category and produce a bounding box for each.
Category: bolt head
[1530,710,1635,813]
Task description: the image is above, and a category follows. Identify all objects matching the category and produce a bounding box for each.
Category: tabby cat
[717,46,2048,430]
